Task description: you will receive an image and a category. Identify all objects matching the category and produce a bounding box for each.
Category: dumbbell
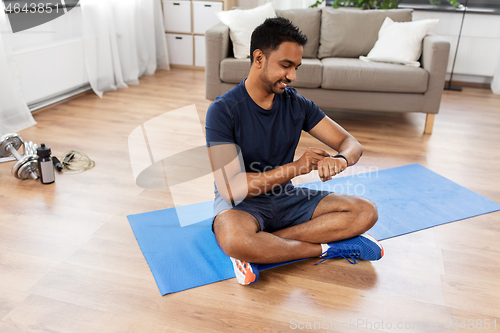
[0,133,39,180]
[0,133,23,163]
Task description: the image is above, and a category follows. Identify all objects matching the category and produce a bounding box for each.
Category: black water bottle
[37,143,55,184]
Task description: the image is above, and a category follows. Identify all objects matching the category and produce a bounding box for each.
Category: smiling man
[205,17,384,286]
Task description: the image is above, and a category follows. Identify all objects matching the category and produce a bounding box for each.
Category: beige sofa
[205,8,450,134]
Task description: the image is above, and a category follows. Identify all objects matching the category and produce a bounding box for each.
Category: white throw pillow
[216,3,276,59]
[360,17,439,67]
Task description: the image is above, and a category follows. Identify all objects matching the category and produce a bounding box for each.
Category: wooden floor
[1,68,499,332]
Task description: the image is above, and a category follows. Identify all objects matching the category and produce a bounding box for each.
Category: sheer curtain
[81,0,169,98]
[0,7,36,133]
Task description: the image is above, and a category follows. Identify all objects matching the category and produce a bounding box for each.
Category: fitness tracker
[333,153,348,166]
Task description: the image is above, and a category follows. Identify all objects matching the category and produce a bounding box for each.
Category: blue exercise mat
[127,164,500,295]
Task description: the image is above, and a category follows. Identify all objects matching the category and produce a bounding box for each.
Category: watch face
[3,0,80,33]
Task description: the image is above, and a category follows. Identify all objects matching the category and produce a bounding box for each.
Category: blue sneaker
[316,233,384,265]
[230,257,259,285]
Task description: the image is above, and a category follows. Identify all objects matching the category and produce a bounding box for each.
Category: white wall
[413,10,500,84]
[10,8,89,106]
[10,7,83,53]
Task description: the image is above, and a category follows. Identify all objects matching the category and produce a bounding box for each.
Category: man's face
[259,41,303,95]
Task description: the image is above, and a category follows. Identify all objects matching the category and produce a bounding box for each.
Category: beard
[260,63,291,95]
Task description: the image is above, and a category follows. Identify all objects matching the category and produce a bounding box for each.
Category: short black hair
[250,17,307,63]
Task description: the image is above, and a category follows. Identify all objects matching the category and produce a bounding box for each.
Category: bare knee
[315,193,378,236]
[355,197,378,232]
[213,218,244,258]
[213,211,259,260]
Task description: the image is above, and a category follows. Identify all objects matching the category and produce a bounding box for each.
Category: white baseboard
[446,73,493,85]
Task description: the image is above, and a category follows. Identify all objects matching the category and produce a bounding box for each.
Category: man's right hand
[294,147,331,176]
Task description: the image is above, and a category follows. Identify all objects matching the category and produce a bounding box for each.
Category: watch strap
[333,153,348,166]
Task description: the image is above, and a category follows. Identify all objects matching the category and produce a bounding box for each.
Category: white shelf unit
[163,0,229,68]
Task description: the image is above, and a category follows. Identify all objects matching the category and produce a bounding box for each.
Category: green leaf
[309,0,458,10]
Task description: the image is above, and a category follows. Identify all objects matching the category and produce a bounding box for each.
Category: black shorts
[213,183,331,233]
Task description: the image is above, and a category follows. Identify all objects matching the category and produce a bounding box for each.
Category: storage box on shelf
[165,33,194,66]
[163,0,191,33]
[162,0,231,68]
[193,1,223,34]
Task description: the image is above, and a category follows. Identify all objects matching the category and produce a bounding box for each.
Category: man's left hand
[317,156,348,182]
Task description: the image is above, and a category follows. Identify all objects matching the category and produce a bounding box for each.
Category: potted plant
[310,0,460,9]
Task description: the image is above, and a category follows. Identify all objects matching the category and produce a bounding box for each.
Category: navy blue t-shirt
[205,80,325,173]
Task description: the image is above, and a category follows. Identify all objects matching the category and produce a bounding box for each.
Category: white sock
[320,243,330,257]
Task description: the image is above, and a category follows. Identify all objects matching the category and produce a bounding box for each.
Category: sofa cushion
[290,59,323,88]
[276,8,321,58]
[220,58,251,83]
[318,9,413,59]
[361,17,439,67]
[220,58,322,88]
[321,58,429,93]
[216,3,277,59]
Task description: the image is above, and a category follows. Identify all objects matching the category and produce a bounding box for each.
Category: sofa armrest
[205,22,230,100]
[421,33,450,114]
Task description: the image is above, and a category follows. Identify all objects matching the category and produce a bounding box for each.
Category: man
[205,17,383,286]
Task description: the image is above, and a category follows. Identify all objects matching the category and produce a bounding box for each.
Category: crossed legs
[213,193,378,264]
